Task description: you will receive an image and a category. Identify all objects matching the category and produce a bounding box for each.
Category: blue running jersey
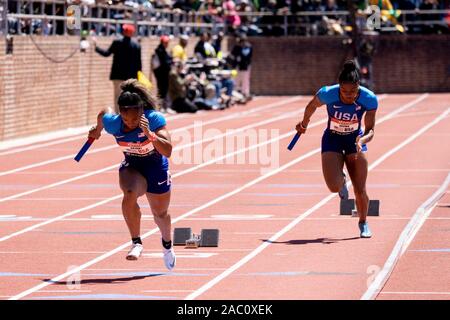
[102,109,168,169]
[317,84,378,135]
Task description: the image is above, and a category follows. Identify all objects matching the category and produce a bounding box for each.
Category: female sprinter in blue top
[295,60,378,238]
[88,79,176,269]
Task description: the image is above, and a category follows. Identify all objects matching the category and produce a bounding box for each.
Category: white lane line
[10,171,111,175]
[90,215,149,220]
[234,232,278,235]
[7,94,431,299]
[182,218,291,221]
[145,249,254,252]
[0,107,322,242]
[184,107,449,301]
[0,126,91,153]
[4,216,449,223]
[63,252,114,254]
[0,94,406,242]
[375,169,450,173]
[85,268,226,271]
[210,214,273,220]
[36,290,91,293]
[7,198,107,201]
[0,99,304,202]
[142,290,195,293]
[142,252,218,258]
[0,97,303,176]
[9,99,434,300]
[362,171,450,300]
[8,147,322,300]
[0,144,119,177]
[379,292,450,295]
[0,113,193,154]
[0,135,88,156]
[0,95,408,242]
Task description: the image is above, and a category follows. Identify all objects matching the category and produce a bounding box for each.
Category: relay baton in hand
[287,133,301,151]
[74,137,95,162]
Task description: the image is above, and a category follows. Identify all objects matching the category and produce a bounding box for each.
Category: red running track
[0,94,448,300]
[377,191,450,300]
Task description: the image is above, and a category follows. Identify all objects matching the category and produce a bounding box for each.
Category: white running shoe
[126,243,143,260]
[163,247,176,271]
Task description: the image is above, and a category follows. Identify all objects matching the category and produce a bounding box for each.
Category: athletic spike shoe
[126,243,143,260]
[359,222,372,238]
[163,247,176,271]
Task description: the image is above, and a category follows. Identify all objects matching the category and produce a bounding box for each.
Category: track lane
[0,94,432,298]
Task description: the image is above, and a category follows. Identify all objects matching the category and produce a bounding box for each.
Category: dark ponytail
[338,60,360,84]
[118,79,159,111]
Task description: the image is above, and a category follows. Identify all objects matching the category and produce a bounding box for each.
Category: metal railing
[2,0,449,36]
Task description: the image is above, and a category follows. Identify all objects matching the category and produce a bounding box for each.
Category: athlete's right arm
[295,95,324,134]
[88,107,113,140]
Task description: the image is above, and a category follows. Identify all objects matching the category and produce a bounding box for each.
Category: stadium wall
[0,35,449,141]
[0,36,225,141]
[249,35,450,95]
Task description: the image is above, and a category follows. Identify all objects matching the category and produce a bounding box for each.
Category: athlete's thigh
[344,152,368,192]
[321,151,345,190]
[119,165,147,197]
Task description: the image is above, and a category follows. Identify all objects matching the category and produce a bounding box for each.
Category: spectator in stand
[199,0,220,23]
[259,0,285,36]
[93,24,142,113]
[223,0,242,33]
[173,0,200,11]
[168,61,198,113]
[419,0,446,33]
[152,35,173,110]
[320,0,342,19]
[319,0,345,35]
[194,32,217,60]
[172,34,189,62]
[212,31,225,58]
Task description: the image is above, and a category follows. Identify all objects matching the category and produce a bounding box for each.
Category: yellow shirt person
[172,35,189,62]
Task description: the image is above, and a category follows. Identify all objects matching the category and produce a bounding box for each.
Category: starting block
[173,228,220,248]
[173,227,193,245]
[200,229,220,247]
[340,199,380,216]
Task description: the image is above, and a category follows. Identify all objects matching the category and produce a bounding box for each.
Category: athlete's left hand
[139,115,157,142]
[355,135,363,153]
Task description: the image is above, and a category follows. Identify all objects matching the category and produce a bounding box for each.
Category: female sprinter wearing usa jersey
[88,79,176,269]
[295,61,378,238]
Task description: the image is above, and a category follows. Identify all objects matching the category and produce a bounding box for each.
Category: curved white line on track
[361,171,450,300]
